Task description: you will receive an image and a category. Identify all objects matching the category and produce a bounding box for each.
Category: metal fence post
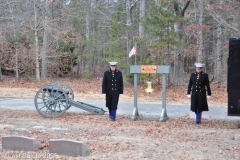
[160,73,168,121]
[131,73,139,120]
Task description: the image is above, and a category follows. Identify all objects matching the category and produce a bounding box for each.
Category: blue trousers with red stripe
[109,109,116,121]
[195,108,202,123]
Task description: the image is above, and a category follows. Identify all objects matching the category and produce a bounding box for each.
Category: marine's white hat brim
[195,62,204,68]
[109,62,118,66]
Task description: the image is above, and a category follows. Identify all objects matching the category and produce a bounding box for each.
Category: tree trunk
[196,0,203,62]
[0,66,2,80]
[41,0,49,79]
[139,0,145,60]
[85,0,91,75]
[15,45,19,79]
[126,0,132,64]
[172,0,192,85]
[214,1,223,83]
[214,26,222,82]
[139,0,145,37]
[10,2,19,79]
[166,22,171,85]
[34,0,40,81]
[85,0,90,45]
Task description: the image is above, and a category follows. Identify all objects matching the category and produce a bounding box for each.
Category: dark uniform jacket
[187,71,211,112]
[102,69,123,110]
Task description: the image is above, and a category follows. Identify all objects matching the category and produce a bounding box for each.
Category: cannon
[34,82,106,118]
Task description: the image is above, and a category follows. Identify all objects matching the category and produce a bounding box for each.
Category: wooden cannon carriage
[34,82,105,118]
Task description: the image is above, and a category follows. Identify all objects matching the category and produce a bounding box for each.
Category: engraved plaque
[141,65,157,74]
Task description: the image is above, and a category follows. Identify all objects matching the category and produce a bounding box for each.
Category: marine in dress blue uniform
[187,63,211,124]
[102,62,123,121]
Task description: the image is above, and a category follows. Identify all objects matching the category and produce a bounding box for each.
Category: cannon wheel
[34,85,69,118]
[49,82,74,110]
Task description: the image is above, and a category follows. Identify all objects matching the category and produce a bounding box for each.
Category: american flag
[128,44,137,58]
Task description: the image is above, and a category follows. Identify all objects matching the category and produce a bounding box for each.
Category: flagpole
[135,53,136,65]
[134,43,136,65]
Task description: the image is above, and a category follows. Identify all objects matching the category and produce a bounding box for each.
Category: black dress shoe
[110,118,115,121]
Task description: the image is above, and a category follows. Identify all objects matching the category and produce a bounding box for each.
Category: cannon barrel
[69,100,105,115]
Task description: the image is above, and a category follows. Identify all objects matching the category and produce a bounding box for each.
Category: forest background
[0,0,239,86]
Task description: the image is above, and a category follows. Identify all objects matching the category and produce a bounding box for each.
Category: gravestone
[2,135,42,151]
[49,139,91,157]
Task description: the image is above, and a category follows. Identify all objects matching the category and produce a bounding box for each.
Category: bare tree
[205,0,240,82]
[40,0,50,79]
[139,0,145,37]
[139,0,145,60]
[0,0,239,85]
[207,0,240,35]
[196,0,203,62]
[34,0,40,80]
[172,0,191,85]
[126,0,138,62]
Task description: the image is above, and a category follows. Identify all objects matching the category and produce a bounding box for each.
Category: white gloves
[187,95,210,98]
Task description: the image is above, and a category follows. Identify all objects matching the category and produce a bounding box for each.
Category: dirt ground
[0,78,239,160]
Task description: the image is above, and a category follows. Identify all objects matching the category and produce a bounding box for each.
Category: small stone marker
[49,139,91,157]
[2,135,42,151]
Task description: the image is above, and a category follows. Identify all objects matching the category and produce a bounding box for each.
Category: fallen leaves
[0,78,237,159]
[0,110,239,159]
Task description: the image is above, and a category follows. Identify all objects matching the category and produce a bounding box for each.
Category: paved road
[0,98,239,121]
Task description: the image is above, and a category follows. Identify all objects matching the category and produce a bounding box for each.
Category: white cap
[109,62,118,66]
[195,62,204,68]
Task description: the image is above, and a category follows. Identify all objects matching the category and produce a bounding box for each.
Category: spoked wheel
[34,85,69,118]
[49,82,74,110]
